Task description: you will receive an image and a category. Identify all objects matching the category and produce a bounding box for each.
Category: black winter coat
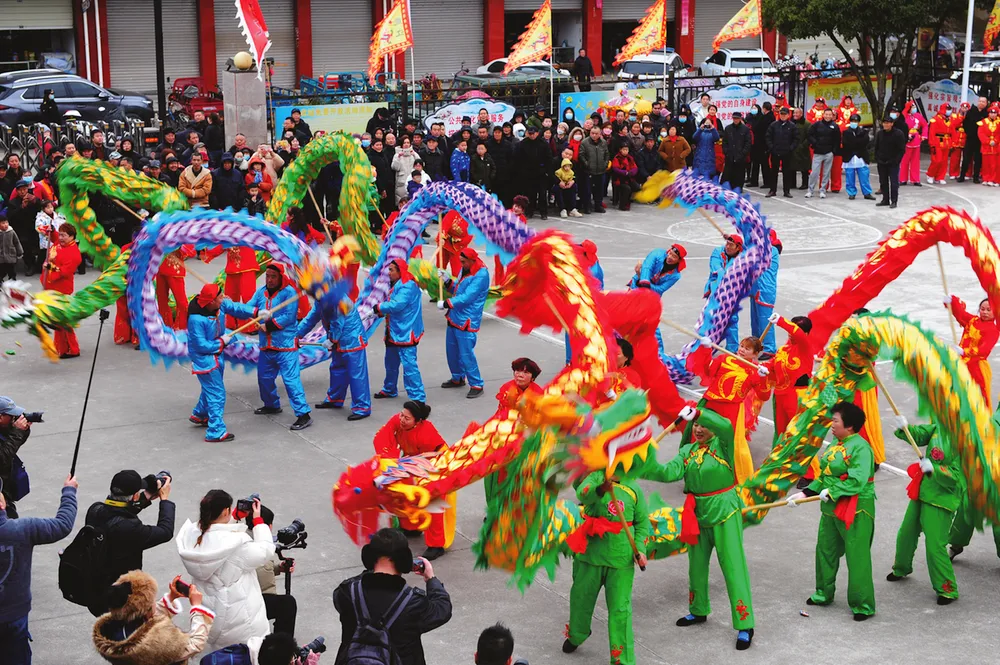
[635,146,662,180]
[840,126,870,163]
[486,137,513,176]
[808,121,841,155]
[750,112,775,158]
[417,147,448,181]
[722,122,752,163]
[0,425,30,518]
[874,128,906,165]
[367,148,395,195]
[964,106,988,146]
[514,136,552,178]
[333,571,452,665]
[210,160,245,210]
[766,119,799,157]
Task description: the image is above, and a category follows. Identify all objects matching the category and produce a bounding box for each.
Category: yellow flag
[712,0,762,53]
[613,0,667,67]
[986,0,1000,54]
[503,0,552,75]
[368,0,414,85]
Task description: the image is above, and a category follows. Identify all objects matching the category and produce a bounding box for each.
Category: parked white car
[616,52,691,81]
[477,58,570,76]
[699,48,777,77]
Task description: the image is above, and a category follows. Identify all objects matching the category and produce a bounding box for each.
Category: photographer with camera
[92,571,215,664]
[332,527,452,665]
[200,632,325,665]
[257,510,303,637]
[81,469,176,616]
[0,396,43,519]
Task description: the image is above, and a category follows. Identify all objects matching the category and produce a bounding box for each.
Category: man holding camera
[257,509,299,637]
[84,469,176,616]
[0,397,39,519]
[333,527,452,665]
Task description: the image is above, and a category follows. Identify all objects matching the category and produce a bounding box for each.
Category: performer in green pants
[787,400,876,621]
[948,403,1000,561]
[641,407,755,650]
[563,470,649,665]
[886,419,963,604]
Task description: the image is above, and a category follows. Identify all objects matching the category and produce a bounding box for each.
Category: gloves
[699,336,714,348]
[757,365,769,377]
[258,309,272,322]
[819,488,831,502]
[786,492,806,507]
[954,345,964,357]
[895,415,908,430]
[919,457,934,475]
[322,339,335,351]
[943,296,952,307]
[437,268,449,281]
[437,300,445,310]
[768,312,780,324]
[679,405,698,421]
[221,333,234,346]
[637,279,651,288]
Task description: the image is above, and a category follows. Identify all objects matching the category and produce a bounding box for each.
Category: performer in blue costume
[438,247,490,399]
[226,263,313,431]
[704,234,743,352]
[631,244,687,354]
[565,240,605,365]
[750,229,781,357]
[373,258,426,402]
[187,283,236,442]
[298,300,372,421]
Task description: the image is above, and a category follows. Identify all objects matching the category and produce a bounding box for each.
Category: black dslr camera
[23,412,44,423]
[299,636,326,661]
[140,470,171,494]
[236,492,261,515]
[275,518,307,595]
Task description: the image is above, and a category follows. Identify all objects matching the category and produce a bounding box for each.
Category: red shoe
[205,432,235,442]
[189,415,208,426]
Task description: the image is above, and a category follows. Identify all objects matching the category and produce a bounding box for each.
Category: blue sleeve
[223,289,262,319]
[270,288,298,331]
[449,270,489,309]
[652,271,681,296]
[704,249,723,296]
[188,318,224,355]
[639,249,667,284]
[589,261,605,288]
[297,303,322,338]
[27,486,77,545]
[378,283,409,316]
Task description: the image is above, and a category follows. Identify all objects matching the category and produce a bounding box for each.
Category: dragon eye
[353,487,362,495]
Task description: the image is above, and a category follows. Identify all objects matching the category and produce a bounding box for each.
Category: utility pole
[153,0,168,139]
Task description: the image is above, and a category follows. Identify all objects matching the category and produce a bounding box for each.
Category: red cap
[580,239,599,268]
[196,283,222,307]
[725,233,743,247]
[769,228,783,251]
[669,243,687,272]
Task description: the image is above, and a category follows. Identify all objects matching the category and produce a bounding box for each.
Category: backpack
[199,644,252,665]
[58,516,122,607]
[7,454,29,501]
[345,578,414,665]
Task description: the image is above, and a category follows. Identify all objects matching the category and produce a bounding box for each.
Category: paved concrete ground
[6,162,1000,665]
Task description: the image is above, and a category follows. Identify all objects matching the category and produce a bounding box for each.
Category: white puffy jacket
[175,519,275,653]
[391,146,417,200]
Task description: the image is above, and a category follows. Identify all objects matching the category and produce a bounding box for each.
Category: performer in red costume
[484,357,544,505]
[42,224,83,357]
[947,294,999,403]
[436,211,473,277]
[156,244,195,331]
[950,103,971,179]
[926,103,955,184]
[978,103,1000,186]
[497,195,531,286]
[372,400,451,561]
[202,245,260,329]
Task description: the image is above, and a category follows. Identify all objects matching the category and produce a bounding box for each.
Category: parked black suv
[0,71,154,126]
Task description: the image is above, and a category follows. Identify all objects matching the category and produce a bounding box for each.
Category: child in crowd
[611,145,639,211]
[0,213,23,281]
[554,158,582,218]
[243,182,267,217]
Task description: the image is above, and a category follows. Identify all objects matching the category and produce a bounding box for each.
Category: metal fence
[0,117,149,174]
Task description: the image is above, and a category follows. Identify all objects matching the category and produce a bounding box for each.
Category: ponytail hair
[196,489,233,546]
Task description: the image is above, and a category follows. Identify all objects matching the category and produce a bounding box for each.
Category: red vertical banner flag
[503,0,552,75]
[235,0,272,80]
[368,0,415,85]
[712,0,762,53]
[613,0,667,66]
[986,0,1000,53]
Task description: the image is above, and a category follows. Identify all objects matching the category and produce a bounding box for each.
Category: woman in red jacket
[372,400,452,560]
[42,223,83,358]
[947,294,999,403]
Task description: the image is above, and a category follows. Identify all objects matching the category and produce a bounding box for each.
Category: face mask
[566,111,574,120]
[557,131,565,138]
[628,115,637,122]
[678,117,687,123]
[849,122,859,129]
[750,109,759,115]
[945,110,952,117]
[361,139,371,147]
[909,106,917,114]
[660,131,668,138]
[890,112,899,120]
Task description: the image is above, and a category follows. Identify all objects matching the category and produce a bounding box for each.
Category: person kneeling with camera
[92,571,215,664]
[332,527,452,665]
[256,508,298,637]
[199,632,324,665]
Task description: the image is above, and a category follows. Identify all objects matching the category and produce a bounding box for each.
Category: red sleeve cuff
[252,517,264,526]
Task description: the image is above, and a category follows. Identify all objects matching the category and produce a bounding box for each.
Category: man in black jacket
[874,116,906,208]
[514,126,551,219]
[0,397,32,519]
[748,102,775,187]
[573,48,595,92]
[841,113,875,201]
[418,136,448,181]
[960,96,989,183]
[722,111,752,191]
[806,108,841,198]
[333,528,452,665]
[486,126,514,206]
[368,138,396,219]
[764,107,798,198]
[85,469,175,616]
[210,152,246,210]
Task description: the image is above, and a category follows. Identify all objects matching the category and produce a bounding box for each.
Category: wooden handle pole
[660,317,766,374]
[307,186,336,245]
[758,320,774,342]
[936,244,960,345]
[437,216,445,302]
[112,198,146,222]
[742,495,822,513]
[228,295,298,336]
[869,366,923,459]
[698,208,728,236]
[607,484,645,571]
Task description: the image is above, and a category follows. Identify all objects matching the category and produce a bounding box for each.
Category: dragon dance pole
[228,295,298,337]
[742,495,822,513]
[660,317,767,374]
[607,483,646,571]
[936,244,960,345]
[307,185,336,245]
[869,366,923,459]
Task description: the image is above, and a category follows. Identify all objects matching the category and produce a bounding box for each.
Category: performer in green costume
[787,401,876,621]
[562,470,649,665]
[885,419,963,604]
[947,404,1000,561]
[641,407,755,650]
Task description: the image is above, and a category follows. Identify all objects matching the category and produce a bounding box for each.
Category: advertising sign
[273,102,379,136]
[558,86,660,123]
[912,79,977,118]
[805,76,892,125]
[690,85,776,126]
[422,97,516,136]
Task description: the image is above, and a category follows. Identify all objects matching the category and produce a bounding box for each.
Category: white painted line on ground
[924,182,979,218]
[767,195,872,225]
[879,462,908,477]
[549,217,674,239]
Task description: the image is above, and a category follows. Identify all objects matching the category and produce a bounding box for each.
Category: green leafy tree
[763,0,981,121]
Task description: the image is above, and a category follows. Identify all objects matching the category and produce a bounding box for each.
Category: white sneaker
[804,191,813,198]
[560,209,568,218]
[927,176,935,184]
[569,209,583,217]
[938,179,947,184]
[819,191,826,199]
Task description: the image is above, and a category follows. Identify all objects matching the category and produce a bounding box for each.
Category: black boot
[290,414,312,431]
[736,628,754,650]
[676,614,707,627]
[422,546,445,561]
[562,639,578,653]
[254,406,283,415]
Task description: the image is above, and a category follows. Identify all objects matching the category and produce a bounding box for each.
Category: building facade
[1,0,785,96]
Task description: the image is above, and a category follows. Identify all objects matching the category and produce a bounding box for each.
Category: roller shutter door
[506,0,581,9]
[603,0,674,22]
[107,0,199,95]
[1,0,73,29]
[311,0,371,76]
[410,0,483,78]
[215,0,295,87]
[693,0,759,66]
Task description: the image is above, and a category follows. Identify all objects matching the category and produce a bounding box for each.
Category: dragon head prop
[297,235,361,314]
[520,388,654,481]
